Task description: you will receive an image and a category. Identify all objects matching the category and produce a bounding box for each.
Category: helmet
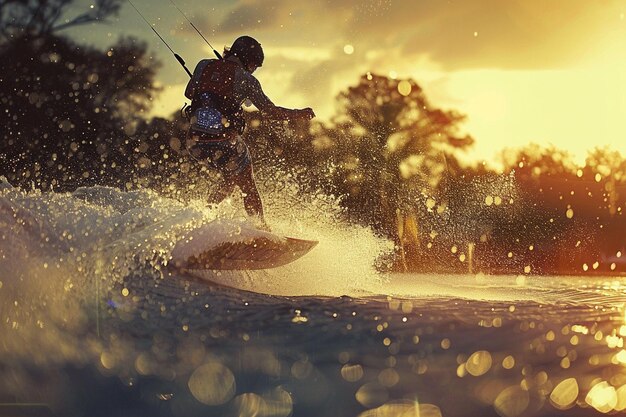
[229,36,264,68]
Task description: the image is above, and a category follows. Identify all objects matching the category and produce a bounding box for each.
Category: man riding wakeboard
[185,35,315,229]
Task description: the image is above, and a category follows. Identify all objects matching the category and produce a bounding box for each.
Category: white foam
[188,219,389,296]
[0,177,389,298]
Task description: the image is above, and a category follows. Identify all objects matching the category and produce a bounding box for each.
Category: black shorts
[188,133,251,177]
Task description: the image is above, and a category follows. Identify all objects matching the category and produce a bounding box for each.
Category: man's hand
[272,106,316,121]
[298,107,315,120]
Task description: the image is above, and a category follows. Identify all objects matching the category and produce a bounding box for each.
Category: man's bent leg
[233,165,264,221]
[207,177,236,207]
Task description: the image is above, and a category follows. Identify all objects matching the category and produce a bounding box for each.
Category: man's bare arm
[246,75,315,121]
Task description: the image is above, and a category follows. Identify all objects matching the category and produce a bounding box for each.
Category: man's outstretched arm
[246,75,315,121]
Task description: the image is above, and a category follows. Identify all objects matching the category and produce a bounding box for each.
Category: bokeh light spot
[397,80,412,96]
[466,350,492,376]
[233,393,266,417]
[550,378,578,410]
[502,355,515,369]
[586,381,617,413]
[494,386,529,417]
[187,362,236,405]
[341,364,364,382]
[355,382,388,408]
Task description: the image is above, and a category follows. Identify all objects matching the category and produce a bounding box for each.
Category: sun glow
[145,1,626,166]
[435,66,626,163]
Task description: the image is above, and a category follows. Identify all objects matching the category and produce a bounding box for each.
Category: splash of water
[0,169,388,304]
[0,171,388,407]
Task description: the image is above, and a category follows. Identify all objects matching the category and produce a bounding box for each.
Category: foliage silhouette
[0,0,159,190]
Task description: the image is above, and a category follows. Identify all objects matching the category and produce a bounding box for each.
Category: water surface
[1,183,626,417]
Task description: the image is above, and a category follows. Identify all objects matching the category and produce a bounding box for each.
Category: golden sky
[69,0,626,163]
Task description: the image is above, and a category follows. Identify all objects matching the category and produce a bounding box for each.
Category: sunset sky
[66,0,626,163]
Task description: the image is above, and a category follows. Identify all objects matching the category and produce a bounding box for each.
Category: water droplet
[188,362,236,405]
[100,351,116,370]
[502,355,515,369]
[261,387,293,417]
[339,364,363,382]
[615,350,626,364]
[233,393,266,417]
[615,385,626,411]
[441,338,451,349]
[355,382,388,408]
[586,381,617,413]
[397,80,412,96]
[378,368,399,387]
[338,351,350,363]
[466,351,492,376]
[494,386,529,417]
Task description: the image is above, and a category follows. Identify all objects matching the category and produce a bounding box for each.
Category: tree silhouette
[0,0,122,40]
[310,74,473,267]
[0,0,159,189]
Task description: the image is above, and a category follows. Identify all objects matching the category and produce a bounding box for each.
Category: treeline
[2,0,625,275]
[0,0,156,190]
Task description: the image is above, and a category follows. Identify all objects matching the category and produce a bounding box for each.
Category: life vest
[189,59,245,136]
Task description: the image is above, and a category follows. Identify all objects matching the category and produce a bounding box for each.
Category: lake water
[1,181,626,417]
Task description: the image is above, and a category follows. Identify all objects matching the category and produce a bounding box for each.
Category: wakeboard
[170,219,318,271]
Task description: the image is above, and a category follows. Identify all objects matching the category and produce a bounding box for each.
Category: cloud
[341,0,624,70]
[393,0,605,70]
[287,52,362,113]
[218,0,290,34]
[145,0,625,123]
[214,0,623,70]
[174,14,219,40]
